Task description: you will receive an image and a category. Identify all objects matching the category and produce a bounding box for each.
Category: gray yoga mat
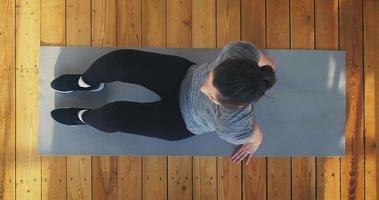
[38,46,346,156]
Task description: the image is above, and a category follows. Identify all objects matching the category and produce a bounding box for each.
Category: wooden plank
[40,0,65,45]
[242,0,266,48]
[241,0,267,199]
[216,0,241,45]
[167,156,192,200]
[192,1,217,200]
[315,0,339,49]
[266,0,291,199]
[116,0,143,199]
[66,1,92,199]
[167,0,192,47]
[116,0,141,47]
[315,0,341,199]
[192,0,216,48]
[15,0,40,70]
[16,69,40,200]
[42,153,67,200]
[0,0,15,199]
[67,158,91,200]
[216,0,242,199]
[290,0,314,49]
[166,0,193,200]
[117,157,142,200]
[91,0,118,200]
[15,0,41,199]
[316,158,340,200]
[266,0,290,48]
[66,0,91,46]
[91,157,118,200]
[91,0,117,47]
[40,0,67,200]
[141,0,168,199]
[339,0,364,199]
[193,157,217,200]
[141,0,166,47]
[364,0,379,199]
[290,1,316,200]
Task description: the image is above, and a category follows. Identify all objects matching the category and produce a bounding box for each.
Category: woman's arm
[258,49,277,71]
[247,121,263,145]
[230,120,263,164]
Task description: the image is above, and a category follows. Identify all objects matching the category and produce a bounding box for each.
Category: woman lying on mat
[50,41,277,165]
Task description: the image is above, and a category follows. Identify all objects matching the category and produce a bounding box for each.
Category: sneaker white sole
[91,83,105,92]
[52,107,87,126]
[51,83,105,93]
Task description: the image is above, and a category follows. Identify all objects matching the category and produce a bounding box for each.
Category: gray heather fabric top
[179,41,261,145]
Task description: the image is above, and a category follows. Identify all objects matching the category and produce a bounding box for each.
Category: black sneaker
[51,108,89,126]
[50,74,104,93]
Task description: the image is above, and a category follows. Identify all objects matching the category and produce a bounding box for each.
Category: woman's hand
[231,140,261,165]
[231,120,263,165]
[258,49,277,71]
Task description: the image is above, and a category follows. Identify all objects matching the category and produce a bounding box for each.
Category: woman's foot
[51,108,90,126]
[50,74,104,93]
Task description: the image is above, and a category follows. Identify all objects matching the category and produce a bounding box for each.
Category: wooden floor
[0,0,378,199]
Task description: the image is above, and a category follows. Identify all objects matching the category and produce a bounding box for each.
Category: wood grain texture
[141,0,166,47]
[116,1,143,200]
[66,0,91,46]
[91,157,118,200]
[290,1,316,200]
[41,156,67,200]
[316,158,340,200]
[216,1,242,199]
[117,157,142,200]
[192,1,217,200]
[266,0,291,199]
[315,0,341,199]
[241,0,266,48]
[167,0,192,47]
[16,69,40,200]
[116,0,141,47]
[241,0,267,199]
[0,0,15,200]
[141,0,168,199]
[143,158,167,200]
[290,0,314,49]
[267,0,290,49]
[40,0,65,45]
[67,157,91,200]
[15,0,40,70]
[91,0,118,199]
[192,0,216,48]
[315,0,339,49]
[364,0,379,199]
[167,1,193,199]
[193,157,217,200]
[15,0,41,199]
[40,1,67,199]
[242,155,266,200]
[168,158,192,200]
[92,0,117,47]
[216,0,241,45]
[66,1,92,200]
[339,0,364,199]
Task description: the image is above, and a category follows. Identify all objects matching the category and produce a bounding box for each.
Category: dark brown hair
[212,58,276,107]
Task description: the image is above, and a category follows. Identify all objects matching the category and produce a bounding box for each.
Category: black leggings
[80,49,197,141]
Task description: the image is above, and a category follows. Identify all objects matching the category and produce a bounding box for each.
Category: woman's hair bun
[260,65,276,91]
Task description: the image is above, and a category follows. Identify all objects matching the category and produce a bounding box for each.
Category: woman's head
[200,58,276,108]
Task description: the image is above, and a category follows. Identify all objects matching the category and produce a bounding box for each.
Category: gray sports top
[179,41,261,145]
